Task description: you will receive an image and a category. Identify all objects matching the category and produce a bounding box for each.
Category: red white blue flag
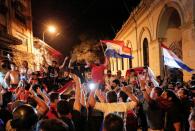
[161,43,194,72]
[101,40,133,59]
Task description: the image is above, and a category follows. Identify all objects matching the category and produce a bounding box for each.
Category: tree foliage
[71,35,105,63]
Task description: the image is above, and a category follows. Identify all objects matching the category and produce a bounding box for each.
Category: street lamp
[42,25,56,42]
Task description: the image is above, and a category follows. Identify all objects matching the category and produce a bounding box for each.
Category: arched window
[143,38,149,66]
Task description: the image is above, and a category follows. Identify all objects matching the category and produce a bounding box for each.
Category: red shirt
[46,104,58,119]
[91,64,106,84]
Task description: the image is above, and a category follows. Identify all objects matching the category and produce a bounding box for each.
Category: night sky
[32,0,141,55]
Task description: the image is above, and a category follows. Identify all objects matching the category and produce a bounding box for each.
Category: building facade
[0,0,63,71]
[33,38,63,71]
[113,0,195,81]
[0,0,34,67]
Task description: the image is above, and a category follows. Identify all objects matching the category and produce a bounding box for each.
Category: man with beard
[160,90,182,131]
[43,56,68,91]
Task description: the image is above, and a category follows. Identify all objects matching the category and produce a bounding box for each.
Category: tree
[71,35,105,63]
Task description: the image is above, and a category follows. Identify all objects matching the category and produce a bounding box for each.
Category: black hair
[119,91,128,102]
[36,119,69,131]
[10,62,16,66]
[32,84,41,92]
[107,70,111,73]
[112,79,120,86]
[180,88,189,96]
[57,100,71,116]
[49,92,59,103]
[121,82,128,86]
[104,113,124,131]
[156,75,161,79]
[192,74,195,80]
[165,89,181,106]
[106,91,117,103]
[130,69,135,73]
[143,66,148,69]
[154,87,163,96]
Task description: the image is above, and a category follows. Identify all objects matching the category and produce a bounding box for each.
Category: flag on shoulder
[161,43,194,72]
[101,40,133,59]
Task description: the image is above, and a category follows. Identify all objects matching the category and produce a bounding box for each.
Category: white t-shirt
[94,101,137,117]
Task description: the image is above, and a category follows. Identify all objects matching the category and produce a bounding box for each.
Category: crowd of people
[0,56,195,131]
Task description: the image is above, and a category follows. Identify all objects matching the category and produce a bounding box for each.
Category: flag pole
[160,40,167,80]
[100,40,111,70]
[100,40,106,56]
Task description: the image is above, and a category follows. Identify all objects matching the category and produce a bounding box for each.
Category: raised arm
[68,58,74,69]
[36,87,50,105]
[73,74,81,111]
[59,56,68,69]
[103,57,109,67]
[138,74,151,102]
[88,89,96,108]
[121,86,139,104]
[29,86,49,116]
[95,89,106,102]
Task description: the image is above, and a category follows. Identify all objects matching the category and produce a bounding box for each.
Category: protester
[4,62,20,89]
[36,119,69,131]
[0,56,195,131]
[105,70,114,86]
[140,78,164,131]
[20,60,33,81]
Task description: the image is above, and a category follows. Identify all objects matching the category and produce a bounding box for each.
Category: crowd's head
[103,113,124,131]
[11,104,38,130]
